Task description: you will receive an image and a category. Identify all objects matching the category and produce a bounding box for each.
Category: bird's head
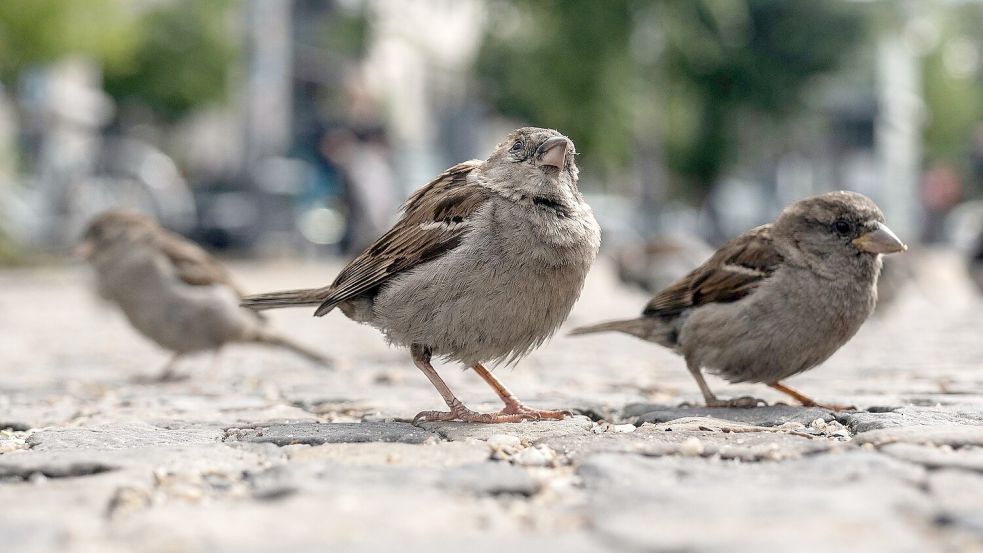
[479,127,579,205]
[76,210,158,262]
[775,191,907,270]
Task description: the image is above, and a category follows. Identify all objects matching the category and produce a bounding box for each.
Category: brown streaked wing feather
[643,225,782,317]
[156,231,247,297]
[313,160,489,315]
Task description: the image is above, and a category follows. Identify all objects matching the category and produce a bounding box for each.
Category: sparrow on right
[572,191,907,410]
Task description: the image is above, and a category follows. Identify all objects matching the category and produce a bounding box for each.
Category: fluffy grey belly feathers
[347,198,600,366]
[680,266,877,384]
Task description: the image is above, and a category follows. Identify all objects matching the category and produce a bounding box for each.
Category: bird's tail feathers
[240,288,327,312]
[569,317,674,347]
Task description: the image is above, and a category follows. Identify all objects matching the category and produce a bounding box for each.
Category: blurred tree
[476,0,635,174]
[104,0,239,122]
[655,0,864,202]
[476,0,864,203]
[0,0,139,81]
[0,0,237,123]
[921,4,983,180]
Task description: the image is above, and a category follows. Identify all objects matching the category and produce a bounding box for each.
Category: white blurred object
[946,200,983,253]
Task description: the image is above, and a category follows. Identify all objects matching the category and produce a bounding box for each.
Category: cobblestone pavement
[2,252,982,553]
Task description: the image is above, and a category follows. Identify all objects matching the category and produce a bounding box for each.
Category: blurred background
[1,0,982,294]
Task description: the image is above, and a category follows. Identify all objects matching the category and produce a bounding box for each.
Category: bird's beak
[74,240,94,259]
[852,222,907,254]
[535,136,571,169]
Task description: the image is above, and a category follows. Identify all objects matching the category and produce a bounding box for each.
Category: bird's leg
[209,347,223,374]
[409,345,537,424]
[471,363,568,420]
[768,382,855,411]
[686,360,764,408]
[138,352,189,383]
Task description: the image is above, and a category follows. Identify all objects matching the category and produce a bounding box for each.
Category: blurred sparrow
[79,211,332,380]
[243,127,601,423]
[572,191,906,410]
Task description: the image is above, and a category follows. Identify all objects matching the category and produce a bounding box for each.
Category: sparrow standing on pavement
[242,127,601,423]
[79,211,332,380]
[572,191,906,409]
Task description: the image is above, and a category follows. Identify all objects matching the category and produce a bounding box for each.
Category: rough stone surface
[231,422,437,446]
[2,257,982,552]
[625,404,836,426]
[854,425,983,447]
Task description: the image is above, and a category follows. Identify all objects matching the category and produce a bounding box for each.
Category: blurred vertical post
[876,18,923,242]
[244,0,292,167]
[243,0,294,244]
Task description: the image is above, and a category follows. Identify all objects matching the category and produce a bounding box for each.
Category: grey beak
[536,136,571,169]
[852,222,907,254]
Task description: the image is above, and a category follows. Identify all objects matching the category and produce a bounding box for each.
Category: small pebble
[609,424,636,433]
[513,445,556,467]
[678,437,705,457]
[487,434,522,451]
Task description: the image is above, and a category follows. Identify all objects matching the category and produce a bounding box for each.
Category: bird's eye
[510,140,524,153]
[832,219,853,236]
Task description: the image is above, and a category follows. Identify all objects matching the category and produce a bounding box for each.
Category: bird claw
[499,402,570,421]
[413,404,559,424]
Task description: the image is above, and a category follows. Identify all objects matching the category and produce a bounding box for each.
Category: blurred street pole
[242,0,294,248]
[243,0,293,173]
[876,20,923,242]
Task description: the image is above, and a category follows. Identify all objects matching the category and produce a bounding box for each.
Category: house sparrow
[970,231,983,294]
[242,127,601,423]
[78,211,332,380]
[572,191,906,409]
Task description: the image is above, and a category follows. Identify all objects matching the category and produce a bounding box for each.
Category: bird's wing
[643,225,783,317]
[313,160,490,316]
[155,230,247,297]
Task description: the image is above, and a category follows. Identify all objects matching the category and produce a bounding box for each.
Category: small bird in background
[970,231,983,294]
[78,211,332,381]
[242,127,601,423]
[572,191,906,410]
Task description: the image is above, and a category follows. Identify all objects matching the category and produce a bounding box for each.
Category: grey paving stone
[881,443,983,472]
[0,460,116,481]
[284,441,491,466]
[230,422,437,446]
[417,415,595,442]
[0,421,31,432]
[576,450,932,552]
[543,421,838,462]
[838,407,983,433]
[625,404,836,426]
[927,469,983,538]
[854,425,983,447]
[26,422,225,451]
[440,462,539,496]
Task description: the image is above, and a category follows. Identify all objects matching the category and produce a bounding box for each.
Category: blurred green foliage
[0,0,237,122]
[104,0,238,122]
[477,0,636,175]
[0,0,140,80]
[921,4,983,173]
[477,0,864,200]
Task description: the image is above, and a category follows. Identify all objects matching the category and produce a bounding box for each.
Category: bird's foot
[499,401,570,421]
[801,400,857,412]
[705,396,768,408]
[413,403,550,424]
[133,371,189,384]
